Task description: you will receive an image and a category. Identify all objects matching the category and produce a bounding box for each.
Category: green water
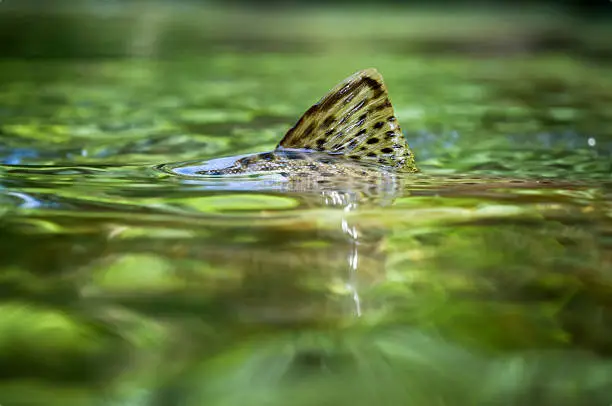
[1,8,612,405]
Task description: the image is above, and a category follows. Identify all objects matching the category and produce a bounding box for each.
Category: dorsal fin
[275,68,417,172]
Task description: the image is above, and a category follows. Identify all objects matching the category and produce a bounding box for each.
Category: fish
[160,69,418,201]
[159,69,583,205]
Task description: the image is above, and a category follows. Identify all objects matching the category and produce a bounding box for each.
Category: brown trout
[161,69,417,199]
[160,69,576,203]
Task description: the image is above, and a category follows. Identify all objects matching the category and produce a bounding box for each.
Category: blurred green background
[0,1,611,406]
[0,0,610,59]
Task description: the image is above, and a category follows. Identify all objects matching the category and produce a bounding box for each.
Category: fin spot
[373,121,385,129]
[375,100,392,111]
[240,156,256,166]
[304,122,315,137]
[366,137,379,145]
[354,99,367,111]
[260,152,274,161]
[347,139,359,149]
[385,131,396,140]
[366,152,377,158]
[285,151,306,160]
[363,76,382,90]
[355,129,367,137]
[388,116,396,122]
[381,147,394,154]
[316,138,326,147]
[321,115,335,129]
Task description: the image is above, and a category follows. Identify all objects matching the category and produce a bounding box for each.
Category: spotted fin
[276,68,417,172]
